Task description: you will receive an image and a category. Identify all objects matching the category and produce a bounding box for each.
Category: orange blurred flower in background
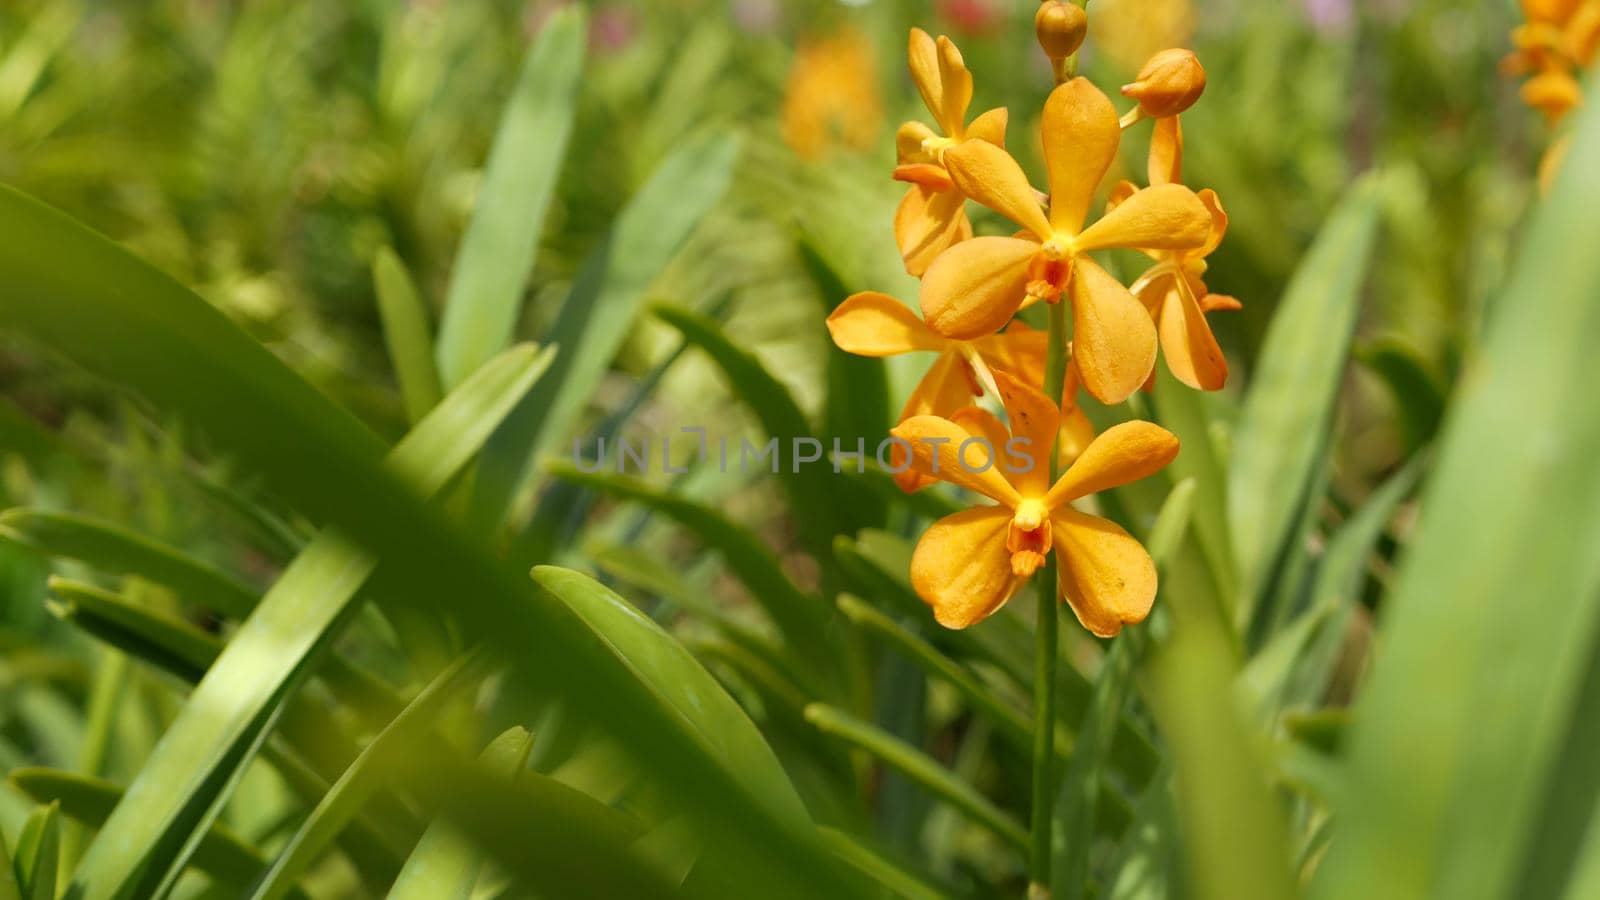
[1504,0,1599,125]
[1504,0,1598,188]
[782,28,884,161]
[1089,0,1196,72]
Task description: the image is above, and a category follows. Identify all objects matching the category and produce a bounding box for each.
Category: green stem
[1061,0,1089,82]
[1031,299,1071,896]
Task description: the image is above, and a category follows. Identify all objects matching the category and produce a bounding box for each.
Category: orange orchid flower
[826,292,1094,490]
[893,29,1009,276]
[893,371,1178,635]
[922,77,1212,404]
[782,29,884,161]
[1106,119,1240,392]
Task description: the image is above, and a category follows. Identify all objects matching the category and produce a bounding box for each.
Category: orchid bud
[1121,48,1207,118]
[1522,67,1582,123]
[1035,1,1088,62]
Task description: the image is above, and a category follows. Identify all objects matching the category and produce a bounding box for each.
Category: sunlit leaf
[434,6,585,390]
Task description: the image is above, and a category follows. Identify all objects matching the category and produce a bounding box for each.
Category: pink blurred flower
[590,5,637,53]
[732,0,781,34]
[937,0,1003,35]
[1303,0,1355,33]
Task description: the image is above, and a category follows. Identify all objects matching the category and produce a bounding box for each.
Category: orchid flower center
[921,135,958,161]
[1007,499,1053,577]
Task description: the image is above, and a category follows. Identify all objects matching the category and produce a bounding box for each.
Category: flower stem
[1061,0,1089,81]
[1030,298,1071,897]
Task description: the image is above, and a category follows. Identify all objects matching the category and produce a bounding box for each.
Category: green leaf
[546,464,834,668]
[1309,91,1600,900]
[372,246,443,423]
[533,565,810,827]
[399,742,684,899]
[434,6,585,390]
[58,345,553,900]
[1144,552,1298,900]
[1242,458,1419,715]
[1228,174,1384,627]
[806,701,1030,851]
[1354,336,1445,453]
[477,129,742,529]
[797,234,889,535]
[385,727,534,900]
[8,770,302,898]
[1151,370,1237,609]
[1051,633,1146,900]
[0,1,82,119]
[0,829,20,900]
[804,702,1028,852]
[651,304,838,561]
[46,577,220,682]
[836,594,1032,754]
[817,827,945,900]
[13,801,59,900]
[0,185,859,900]
[0,396,65,469]
[585,538,771,648]
[246,656,481,900]
[0,509,260,618]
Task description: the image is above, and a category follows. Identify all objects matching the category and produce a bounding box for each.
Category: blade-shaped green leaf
[0,509,259,617]
[1144,541,1298,900]
[385,727,535,900]
[817,827,945,900]
[1242,458,1420,716]
[0,829,19,900]
[805,702,1028,852]
[1150,368,1237,611]
[477,129,741,528]
[837,593,1032,753]
[1228,174,1383,627]
[796,234,889,535]
[651,304,839,561]
[47,576,220,682]
[1354,336,1445,454]
[13,802,58,900]
[1052,632,1146,900]
[8,770,303,898]
[0,185,858,900]
[247,656,481,900]
[397,742,683,899]
[546,464,833,667]
[55,344,553,900]
[532,565,810,826]
[1310,87,1600,900]
[434,6,585,390]
[373,247,443,423]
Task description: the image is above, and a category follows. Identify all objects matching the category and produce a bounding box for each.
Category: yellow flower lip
[1012,498,1049,531]
[921,135,958,160]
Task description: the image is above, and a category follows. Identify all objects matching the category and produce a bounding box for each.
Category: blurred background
[0,0,1565,895]
[0,0,1540,483]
